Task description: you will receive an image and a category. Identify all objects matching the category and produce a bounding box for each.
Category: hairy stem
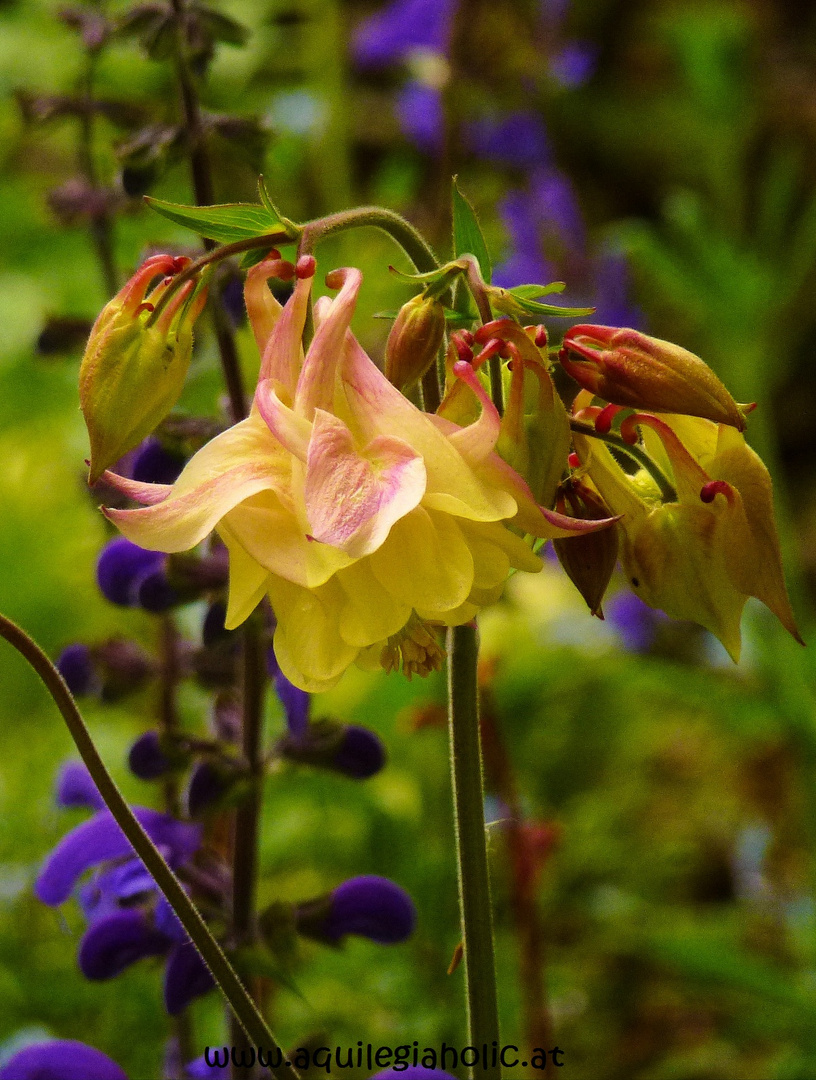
[446,624,501,1080]
[569,418,678,502]
[0,614,297,1080]
[298,206,438,273]
[78,48,118,296]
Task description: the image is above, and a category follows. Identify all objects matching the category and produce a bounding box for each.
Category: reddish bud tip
[700,480,735,504]
[296,255,316,279]
[170,256,189,274]
[568,452,581,469]
[451,332,474,364]
[619,413,642,445]
[594,403,623,435]
[534,325,548,347]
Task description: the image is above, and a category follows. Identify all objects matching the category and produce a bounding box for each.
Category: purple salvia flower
[56,644,97,697]
[465,111,551,170]
[35,807,201,906]
[130,438,185,486]
[96,537,176,611]
[395,82,445,153]
[297,875,416,945]
[353,0,456,67]
[0,1041,127,1080]
[55,761,106,811]
[78,909,169,980]
[164,940,215,1015]
[185,759,231,817]
[549,41,598,88]
[605,591,667,652]
[331,725,386,780]
[372,1070,457,1080]
[128,730,171,781]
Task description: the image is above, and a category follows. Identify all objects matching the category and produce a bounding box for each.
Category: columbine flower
[571,395,802,660]
[98,256,602,691]
[37,764,212,1015]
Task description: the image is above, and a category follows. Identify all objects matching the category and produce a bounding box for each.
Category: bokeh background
[2,0,816,1077]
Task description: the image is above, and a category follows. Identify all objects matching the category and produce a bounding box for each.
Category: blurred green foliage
[2,1,816,1078]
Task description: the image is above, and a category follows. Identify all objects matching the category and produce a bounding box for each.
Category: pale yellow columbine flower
[571,391,802,660]
[101,256,606,691]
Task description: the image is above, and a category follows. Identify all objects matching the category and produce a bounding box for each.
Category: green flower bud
[385,293,446,392]
[80,255,207,483]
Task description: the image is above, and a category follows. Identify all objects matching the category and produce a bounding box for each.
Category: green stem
[446,624,502,1080]
[298,207,438,273]
[569,418,678,502]
[0,613,298,1080]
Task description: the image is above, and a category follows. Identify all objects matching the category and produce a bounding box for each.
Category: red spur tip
[295,254,316,279]
[700,480,734,504]
[594,403,623,435]
[568,452,581,469]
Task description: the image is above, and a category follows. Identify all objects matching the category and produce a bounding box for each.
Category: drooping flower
[99,256,605,691]
[571,394,802,659]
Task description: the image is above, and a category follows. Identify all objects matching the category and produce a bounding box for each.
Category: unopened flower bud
[128,730,173,780]
[277,718,386,779]
[385,293,446,391]
[80,254,207,482]
[294,875,416,945]
[552,480,619,617]
[560,325,748,429]
[56,643,98,696]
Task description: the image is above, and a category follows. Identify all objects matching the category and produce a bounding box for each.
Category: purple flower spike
[549,41,598,88]
[78,909,169,980]
[353,0,456,67]
[185,1054,230,1079]
[55,761,106,811]
[395,82,444,153]
[299,875,416,945]
[185,760,235,817]
[372,1070,457,1080]
[131,438,185,486]
[96,537,165,607]
[163,941,215,1015]
[133,568,178,613]
[35,808,201,906]
[56,644,97,697]
[465,111,551,170]
[332,726,386,779]
[606,591,667,652]
[0,1040,127,1080]
[128,730,171,780]
[274,669,310,741]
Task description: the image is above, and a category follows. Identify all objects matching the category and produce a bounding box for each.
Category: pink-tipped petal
[304,409,426,557]
[258,270,312,391]
[255,379,311,462]
[446,360,501,464]
[295,267,362,419]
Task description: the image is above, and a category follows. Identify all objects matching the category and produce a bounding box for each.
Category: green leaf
[509,282,567,299]
[452,178,492,283]
[646,929,816,1017]
[144,197,283,243]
